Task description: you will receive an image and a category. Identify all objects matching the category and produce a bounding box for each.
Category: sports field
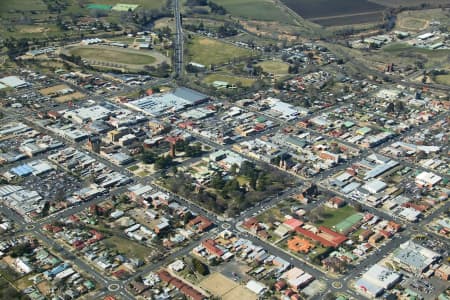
[69,46,156,65]
[187,37,255,66]
[203,74,256,87]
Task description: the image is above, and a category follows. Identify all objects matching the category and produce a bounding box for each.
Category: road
[173,0,184,77]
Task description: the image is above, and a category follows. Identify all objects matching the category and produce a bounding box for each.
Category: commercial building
[356,264,401,298]
[392,241,441,273]
[126,87,208,116]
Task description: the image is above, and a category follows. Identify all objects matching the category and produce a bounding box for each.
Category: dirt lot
[55,91,85,103]
[199,272,257,300]
[223,285,257,300]
[39,84,71,96]
[200,272,237,296]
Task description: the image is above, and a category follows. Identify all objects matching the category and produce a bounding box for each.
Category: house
[246,280,267,295]
[435,264,450,280]
[201,239,224,258]
[325,197,346,208]
[359,229,373,242]
[188,215,213,233]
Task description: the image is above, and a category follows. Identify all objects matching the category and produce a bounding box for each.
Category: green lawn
[435,74,450,86]
[214,0,295,24]
[203,73,256,87]
[314,205,357,228]
[69,47,156,65]
[257,60,289,75]
[103,236,153,261]
[187,36,255,66]
[0,0,47,13]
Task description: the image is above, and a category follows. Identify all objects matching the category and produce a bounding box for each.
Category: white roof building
[0,76,28,88]
[246,280,267,295]
[415,171,442,187]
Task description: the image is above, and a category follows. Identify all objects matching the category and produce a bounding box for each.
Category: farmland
[281,0,386,26]
[369,0,450,8]
[213,0,295,24]
[186,36,256,66]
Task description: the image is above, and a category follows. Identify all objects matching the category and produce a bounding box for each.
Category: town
[0,0,449,300]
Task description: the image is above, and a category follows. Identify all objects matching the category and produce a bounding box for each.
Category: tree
[211,172,225,189]
[192,258,209,275]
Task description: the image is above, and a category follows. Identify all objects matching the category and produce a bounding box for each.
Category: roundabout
[332,281,343,289]
[108,284,120,292]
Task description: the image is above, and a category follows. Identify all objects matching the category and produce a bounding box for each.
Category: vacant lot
[203,73,255,87]
[187,37,255,66]
[55,91,85,103]
[281,0,385,26]
[39,84,71,96]
[69,46,157,65]
[199,272,257,300]
[214,0,295,24]
[103,236,154,261]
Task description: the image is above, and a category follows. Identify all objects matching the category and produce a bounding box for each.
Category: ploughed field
[281,0,386,26]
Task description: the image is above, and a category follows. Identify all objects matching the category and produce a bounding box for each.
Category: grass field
[187,37,255,66]
[314,205,357,228]
[395,9,450,32]
[69,46,156,65]
[435,74,450,86]
[0,0,47,13]
[203,73,256,87]
[257,60,289,75]
[213,0,294,24]
[381,42,450,69]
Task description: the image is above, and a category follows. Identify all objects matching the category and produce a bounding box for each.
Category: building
[435,264,450,280]
[356,264,401,298]
[295,226,347,248]
[125,87,208,116]
[392,241,441,274]
[246,280,267,295]
[415,171,442,188]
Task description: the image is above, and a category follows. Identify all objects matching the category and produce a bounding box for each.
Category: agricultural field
[203,73,256,87]
[186,36,256,66]
[213,0,295,24]
[281,0,386,26]
[369,0,450,8]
